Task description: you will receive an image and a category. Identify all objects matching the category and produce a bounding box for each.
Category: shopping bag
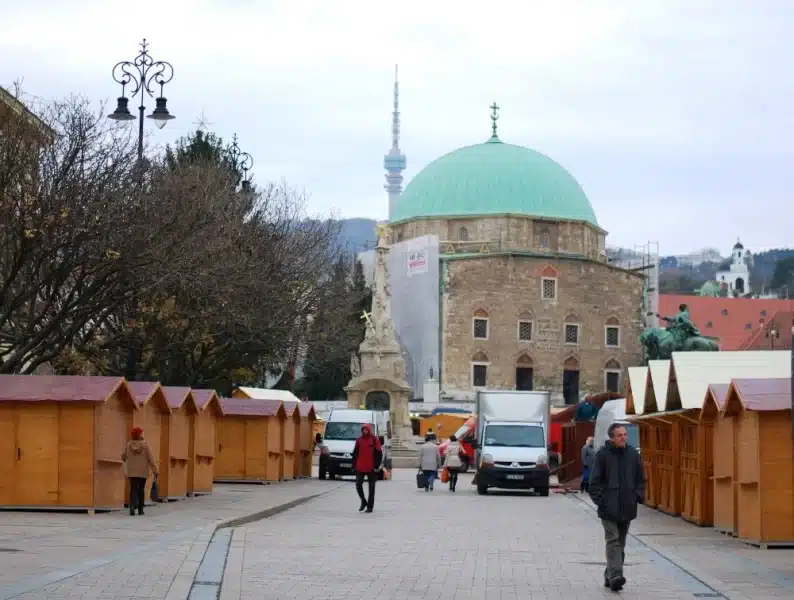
[416,470,428,489]
[383,469,391,481]
[150,475,160,503]
[440,467,450,484]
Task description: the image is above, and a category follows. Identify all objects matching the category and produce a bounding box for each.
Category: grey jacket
[419,442,441,471]
[581,444,596,469]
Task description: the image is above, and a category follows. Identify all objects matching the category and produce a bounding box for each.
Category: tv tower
[384,65,406,221]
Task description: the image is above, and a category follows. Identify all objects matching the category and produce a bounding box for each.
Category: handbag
[150,474,160,503]
[440,467,450,483]
[416,470,428,489]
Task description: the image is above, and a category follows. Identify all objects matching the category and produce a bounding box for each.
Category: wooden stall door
[16,405,59,506]
[758,412,794,542]
[0,407,17,505]
[736,412,761,540]
[712,417,735,532]
[245,421,268,480]
[265,419,282,481]
[217,419,246,479]
[187,414,196,495]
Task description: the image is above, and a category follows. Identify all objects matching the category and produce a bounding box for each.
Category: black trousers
[355,471,377,509]
[448,467,459,490]
[129,477,146,514]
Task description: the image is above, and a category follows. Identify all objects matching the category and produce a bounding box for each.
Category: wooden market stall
[215,398,286,483]
[726,378,794,547]
[0,375,137,511]
[701,383,733,534]
[297,402,317,478]
[187,389,223,496]
[281,401,300,481]
[159,387,197,500]
[126,381,171,502]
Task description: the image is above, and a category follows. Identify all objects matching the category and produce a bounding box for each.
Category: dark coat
[588,441,645,523]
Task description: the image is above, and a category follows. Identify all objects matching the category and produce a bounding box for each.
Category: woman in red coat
[352,424,382,513]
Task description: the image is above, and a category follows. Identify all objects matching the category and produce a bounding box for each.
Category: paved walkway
[222,470,794,600]
[2,470,794,599]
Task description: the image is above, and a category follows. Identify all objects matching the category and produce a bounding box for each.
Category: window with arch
[562,355,580,405]
[472,308,489,340]
[605,316,620,348]
[459,226,469,241]
[515,353,534,391]
[604,359,622,393]
[539,228,550,249]
[564,315,581,345]
[472,351,489,387]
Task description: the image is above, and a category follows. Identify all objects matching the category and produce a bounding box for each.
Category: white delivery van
[319,409,387,480]
[594,399,640,450]
[474,390,551,496]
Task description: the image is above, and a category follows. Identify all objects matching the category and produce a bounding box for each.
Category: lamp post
[763,320,780,350]
[226,134,254,191]
[108,39,175,381]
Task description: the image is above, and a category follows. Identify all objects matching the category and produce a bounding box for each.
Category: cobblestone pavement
[222,470,794,600]
[0,478,340,600]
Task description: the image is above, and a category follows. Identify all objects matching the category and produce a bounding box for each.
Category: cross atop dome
[489,102,500,142]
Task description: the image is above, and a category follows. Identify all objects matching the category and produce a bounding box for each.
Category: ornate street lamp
[764,321,780,349]
[108,38,175,161]
[226,134,254,191]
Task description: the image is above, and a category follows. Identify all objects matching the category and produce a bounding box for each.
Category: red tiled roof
[658,295,794,350]
[191,389,219,411]
[298,402,316,417]
[220,397,284,417]
[126,381,160,406]
[161,386,192,409]
[729,378,790,412]
[0,375,125,403]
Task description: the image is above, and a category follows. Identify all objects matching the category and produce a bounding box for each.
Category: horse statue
[640,305,720,362]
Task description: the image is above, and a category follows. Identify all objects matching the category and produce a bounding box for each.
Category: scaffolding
[605,241,660,329]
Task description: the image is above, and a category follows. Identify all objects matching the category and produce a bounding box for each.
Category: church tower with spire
[384,65,406,221]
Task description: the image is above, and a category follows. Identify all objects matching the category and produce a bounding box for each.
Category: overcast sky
[2,0,791,255]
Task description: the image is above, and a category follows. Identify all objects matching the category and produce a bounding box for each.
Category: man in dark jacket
[351,424,382,513]
[588,423,645,592]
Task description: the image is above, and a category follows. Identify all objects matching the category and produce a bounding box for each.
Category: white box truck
[319,409,387,480]
[474,390,551,496]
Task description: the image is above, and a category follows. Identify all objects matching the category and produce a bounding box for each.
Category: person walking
[443,434,464,492]
[419,434,441,491]
[588,423,645,592]
[581,436,596,493]
[121,427,158,516]
[352,424,382,513]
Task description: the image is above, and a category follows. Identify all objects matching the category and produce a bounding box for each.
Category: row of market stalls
[625,350,793,547]
[0,376,317,513]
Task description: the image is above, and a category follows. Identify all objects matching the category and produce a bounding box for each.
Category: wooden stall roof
[626,366,648,415]
[666,350,791,412]
[233,387,301,403]
[643,360,671,414]
[723,378,791,417]
[699,383,730,422]
[162,386,196,411]
[282,400,300,418]
[127,381,171,412]
[628,408,694,425]
[297,402,316,418]
[0,375,136,408]
[219,397,286,418]
[191,389,222,413]
[550,392,622,424]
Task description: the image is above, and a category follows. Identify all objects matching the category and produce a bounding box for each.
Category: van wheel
[329,472,336,480]
[477,483,488,495]
[537,487,549,497]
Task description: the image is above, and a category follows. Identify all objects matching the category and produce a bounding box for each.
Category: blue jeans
[423,470,437,488]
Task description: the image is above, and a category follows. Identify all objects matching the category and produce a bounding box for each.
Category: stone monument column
[344,224,414,436]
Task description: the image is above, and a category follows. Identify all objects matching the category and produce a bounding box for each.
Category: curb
[167,482,345,600]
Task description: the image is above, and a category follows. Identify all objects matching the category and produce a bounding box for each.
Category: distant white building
[676,247,723,267]
[715,239,751,296]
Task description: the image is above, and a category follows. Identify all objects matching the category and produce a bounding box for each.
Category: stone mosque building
[358,74,647,408]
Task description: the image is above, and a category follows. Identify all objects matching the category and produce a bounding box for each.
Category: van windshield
[483,425,545,448]
[324,422,364,441]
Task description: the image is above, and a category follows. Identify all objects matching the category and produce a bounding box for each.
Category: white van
[319,409,387,480]
[594,399,640,450]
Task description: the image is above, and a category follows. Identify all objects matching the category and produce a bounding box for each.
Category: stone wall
[390,215,605,257]
[440,254,645,405]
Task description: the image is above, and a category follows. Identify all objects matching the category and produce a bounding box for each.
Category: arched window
[564,314,581,345]
[459,226,469,241]
[605,316,620,348]
[563,355,580,405]
[472,308,489,340]
[516,353,534,391]
[604,359,622,393]
[472,351,489,387]
[539,229,550,249]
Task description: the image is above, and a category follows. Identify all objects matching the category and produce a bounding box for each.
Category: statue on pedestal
[640,303,720,362]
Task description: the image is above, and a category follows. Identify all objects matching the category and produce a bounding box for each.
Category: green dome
[392,137,598,226]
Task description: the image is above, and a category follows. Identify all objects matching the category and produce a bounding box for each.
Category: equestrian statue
[640,303,719,362]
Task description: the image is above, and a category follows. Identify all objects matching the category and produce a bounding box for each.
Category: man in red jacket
[352,424,383,513]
